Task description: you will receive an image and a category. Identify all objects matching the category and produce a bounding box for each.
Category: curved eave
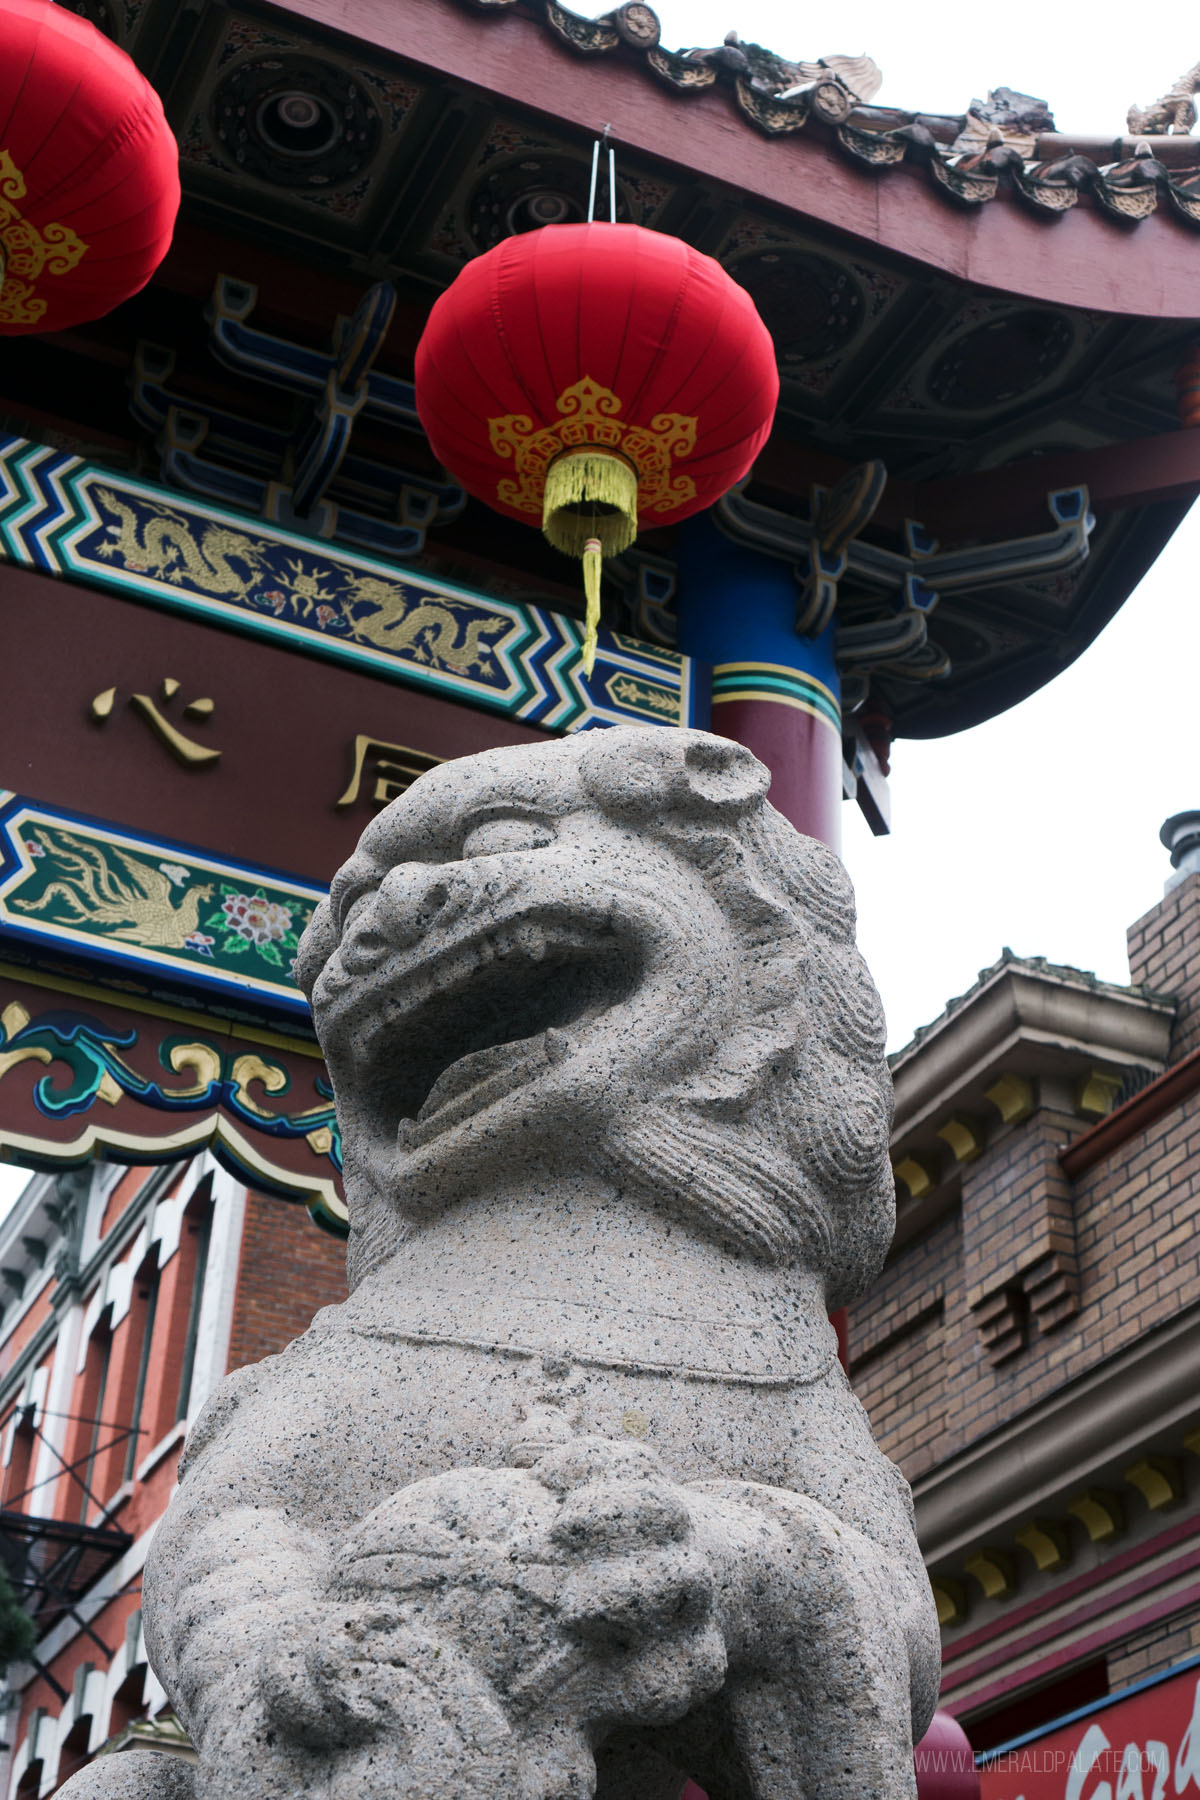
[889,495,1196,739]
[881,430,1200,737]
[284,0,1200,319]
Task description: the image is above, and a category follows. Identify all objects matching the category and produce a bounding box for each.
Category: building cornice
[892,957,1174,1138]
[913,1300,1200,1569]
[887,959,1175,1231]
[1061,1039,1200,1178]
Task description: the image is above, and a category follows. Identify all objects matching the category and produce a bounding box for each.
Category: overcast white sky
[0,1,1195,1214]
[637,0,1200,1051]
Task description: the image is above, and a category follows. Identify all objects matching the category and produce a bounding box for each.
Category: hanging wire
[587,126,617,224]
[587,139,600,222]
[581,126,619,675]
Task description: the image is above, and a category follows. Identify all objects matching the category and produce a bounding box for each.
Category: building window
[70,1323,113,1523]
[122,1262,160,1484]
[174,1188,213,1426]
[1,1409,35,1512]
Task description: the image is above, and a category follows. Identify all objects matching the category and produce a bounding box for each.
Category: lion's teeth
[545,1029,570,1065]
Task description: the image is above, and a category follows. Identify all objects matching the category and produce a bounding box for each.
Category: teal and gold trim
[712,661,841,733]
[0,433,695,736]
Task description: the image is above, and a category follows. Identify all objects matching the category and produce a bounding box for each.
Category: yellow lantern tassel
[582,535,602,677]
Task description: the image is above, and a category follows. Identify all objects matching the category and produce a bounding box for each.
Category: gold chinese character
[336,736,441,809]
[90,677,221,768]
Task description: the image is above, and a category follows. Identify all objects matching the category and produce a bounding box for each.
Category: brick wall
[226,1193,348,1372]
[1107,1604,1200,1691]
[851,1081,1200,1477]
[853,873,1200,1480]
[1128,873,1200,1061]
[849,1216,954,1482]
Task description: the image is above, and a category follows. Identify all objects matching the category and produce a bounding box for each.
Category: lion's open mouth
[353,912,641,1144]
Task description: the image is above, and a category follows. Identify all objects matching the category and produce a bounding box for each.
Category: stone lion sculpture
[60,727,939,1800]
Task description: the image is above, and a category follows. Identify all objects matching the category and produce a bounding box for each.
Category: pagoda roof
[272,0,1200,319]
[9,0,1200,745]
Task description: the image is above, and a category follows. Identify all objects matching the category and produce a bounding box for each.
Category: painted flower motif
[315,604,338,628]
[23,840,44,859]
[159,861,191,887]
[256,589,288,615]
[184,931,215,958]
[221,892,293,946]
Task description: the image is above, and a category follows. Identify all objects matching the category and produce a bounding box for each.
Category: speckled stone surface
[76,729,939,1799]
[57,1754,194,1798]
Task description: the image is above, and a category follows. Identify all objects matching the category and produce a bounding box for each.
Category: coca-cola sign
[980,1660,1200,1800]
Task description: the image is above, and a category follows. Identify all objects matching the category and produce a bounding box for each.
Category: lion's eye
[460,815,553,859]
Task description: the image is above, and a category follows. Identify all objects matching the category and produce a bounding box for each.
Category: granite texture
[58,1755,195,1798]
[62,728,938,1799]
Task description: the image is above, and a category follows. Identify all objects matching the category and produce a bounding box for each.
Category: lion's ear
[681,736,770,814]
[581,728,769,821]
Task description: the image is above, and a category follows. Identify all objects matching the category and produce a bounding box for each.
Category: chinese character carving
[90,678,221,768]
[335,736,441,809]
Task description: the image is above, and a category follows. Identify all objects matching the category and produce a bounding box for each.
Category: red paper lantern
[0,0,179,335]
[415,222,778,668]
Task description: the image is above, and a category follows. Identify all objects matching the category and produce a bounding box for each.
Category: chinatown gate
[1,0,1200,1791]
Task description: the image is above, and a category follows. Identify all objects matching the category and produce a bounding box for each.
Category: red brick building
[853,823,1200,1786]
[0,1164,345,1792]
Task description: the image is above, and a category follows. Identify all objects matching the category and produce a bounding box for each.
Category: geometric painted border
[0,432,696,734]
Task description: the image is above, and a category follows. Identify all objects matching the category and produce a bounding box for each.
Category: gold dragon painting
[91,488,510,680]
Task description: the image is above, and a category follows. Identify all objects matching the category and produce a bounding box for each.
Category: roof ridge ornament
[454,0,1200,229]
[1128,59,1200,137]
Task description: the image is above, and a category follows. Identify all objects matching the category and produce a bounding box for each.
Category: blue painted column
[676,516,842,851]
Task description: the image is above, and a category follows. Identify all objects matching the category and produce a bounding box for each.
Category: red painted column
[677,513,971,1800]
[707,691,843,849]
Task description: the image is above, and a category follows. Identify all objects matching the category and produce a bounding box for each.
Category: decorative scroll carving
[0,977,345,1230]
[544,1,619,53]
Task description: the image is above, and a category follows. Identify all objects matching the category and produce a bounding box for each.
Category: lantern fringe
[582,536,602,677]
[542,450,638,558]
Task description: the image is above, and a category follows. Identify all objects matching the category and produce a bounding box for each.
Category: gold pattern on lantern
[0,152,89,326]
[489,377,698,519]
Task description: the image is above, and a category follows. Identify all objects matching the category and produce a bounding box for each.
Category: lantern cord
[582,536,602,677]
[587,127,617,224]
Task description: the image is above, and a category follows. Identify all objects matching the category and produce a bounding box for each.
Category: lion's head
[296,728,894,1305]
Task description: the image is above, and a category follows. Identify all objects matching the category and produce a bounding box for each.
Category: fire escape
[0,1409,138,1702]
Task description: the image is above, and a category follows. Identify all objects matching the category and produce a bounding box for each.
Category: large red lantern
[0,0,179,335]
[415,222,778,670]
